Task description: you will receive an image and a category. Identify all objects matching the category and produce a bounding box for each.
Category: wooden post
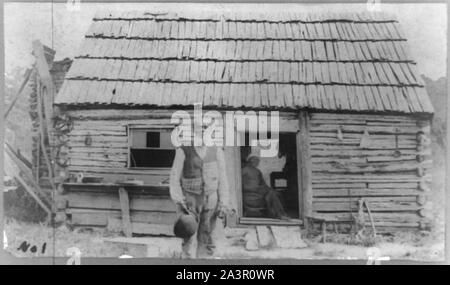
[118,187,132,237]
[223,146,240,227]
[32,40,57,187]
[32,40,54,124]
[296,131,303,220]
[234,147,243,222]
[298,111,312,223]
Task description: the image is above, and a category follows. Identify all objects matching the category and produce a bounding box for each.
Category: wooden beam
[13,169,52,216]
[298,111,312,223]
[233,147,243,223]
[118,187,132,237]
[4,147,51,213]
[32,40,54,108]
[4,142,51,206]
[32,40,57,189]
[36,79,56,187]
[32,40,55,131]
[296,130,303,220]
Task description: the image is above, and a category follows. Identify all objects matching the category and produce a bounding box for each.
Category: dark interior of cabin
[129,129,176,168]
[240,132,299,220]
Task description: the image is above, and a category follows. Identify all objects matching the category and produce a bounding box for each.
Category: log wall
[55,108,433,233]
[57,109,268,233]
[59,184,178,236]
[309,112,433,231]
[61,109,298,185]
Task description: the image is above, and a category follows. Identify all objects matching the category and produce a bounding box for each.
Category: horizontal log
[68,109,298,119]
[311,149,426,157]
[310,113,427,122]
[366,155,417,162]
[310,138,413,146]
[67,166,170,176]
[310,144,417,151]
[68,152,127,162]
[63,183,170,196]
[68,135,128,143]
[310,132,417,140]
[368,182,418,189]
[66,191,176,212]
[313,188,423,197]
[66,170,171,186]
[309,212,423,224]
[72,116,299,133]
[107,217,175,236]
[315,196,417,203]
[311,142,417,149]
[68,140,127,148]
[72,123,126,132]
[310,125,422,134]
[310,121,420,129]
[311,156,417,164]
[312,182,367,189]
[67,109,175,120]
[68,147,128,154]
[312,161,429,174]
[366,121,418,127]
[312,177,431,184]
[311,135,417,142]
[313,173,431,180]
[313,200,422,212]
[310,118,367,124]
[74,119,177,129]
[67,208,177,226]
[311,157,368,164]
[69,158,126,168]
[69,130,126,137]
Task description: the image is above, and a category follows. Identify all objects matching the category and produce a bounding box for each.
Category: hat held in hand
[173,212,198,239]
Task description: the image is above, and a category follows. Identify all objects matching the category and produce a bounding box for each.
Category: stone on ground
[256,226,274,248]
[270,226,308,249]
[244,229,259,251]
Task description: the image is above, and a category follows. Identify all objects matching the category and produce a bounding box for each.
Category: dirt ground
[3,218,445,262]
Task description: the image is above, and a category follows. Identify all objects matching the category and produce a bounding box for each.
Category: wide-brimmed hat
[173,212,198,239]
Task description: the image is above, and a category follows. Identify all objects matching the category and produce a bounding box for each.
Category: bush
[3,182,48,223]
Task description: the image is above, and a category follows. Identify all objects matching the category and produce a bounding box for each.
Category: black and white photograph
[0,0,448,265]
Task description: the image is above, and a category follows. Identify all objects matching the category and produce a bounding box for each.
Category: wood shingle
[55,10,433,114]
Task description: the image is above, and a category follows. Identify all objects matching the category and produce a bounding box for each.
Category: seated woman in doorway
[241,152,289,220]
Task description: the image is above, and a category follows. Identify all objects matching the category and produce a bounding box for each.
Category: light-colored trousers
[178,190,219,259]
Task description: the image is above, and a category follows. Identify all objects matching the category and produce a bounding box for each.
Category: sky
[3,2,448,80]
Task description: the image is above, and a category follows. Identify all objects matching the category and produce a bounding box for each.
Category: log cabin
[45,10,434,236]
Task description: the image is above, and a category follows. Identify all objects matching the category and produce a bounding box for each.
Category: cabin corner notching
[48,10,434,235]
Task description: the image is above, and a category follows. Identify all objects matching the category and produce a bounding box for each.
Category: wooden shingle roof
[55,10,434,114]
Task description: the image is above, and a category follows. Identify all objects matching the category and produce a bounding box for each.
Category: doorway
[240,132,300,220]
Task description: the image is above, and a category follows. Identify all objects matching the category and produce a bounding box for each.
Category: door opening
[240,132,300,220]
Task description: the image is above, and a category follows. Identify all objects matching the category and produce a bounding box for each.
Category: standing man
[169,128,231,258]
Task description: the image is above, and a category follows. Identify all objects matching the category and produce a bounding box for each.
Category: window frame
[127,125,176,170]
